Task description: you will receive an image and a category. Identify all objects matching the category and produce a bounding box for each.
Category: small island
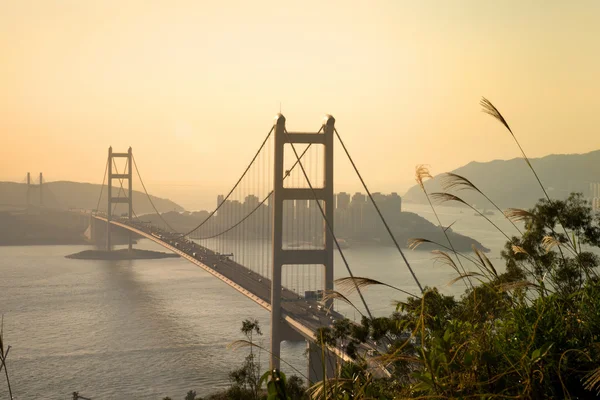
[66,249,180,260]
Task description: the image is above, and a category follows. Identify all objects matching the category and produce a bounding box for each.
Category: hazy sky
[2,1,599,209]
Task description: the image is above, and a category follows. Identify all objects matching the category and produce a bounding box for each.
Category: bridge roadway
[93,215,358,362]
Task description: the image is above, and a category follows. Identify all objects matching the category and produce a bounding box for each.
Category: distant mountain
[0,181,184,215]
[403,150,600,209]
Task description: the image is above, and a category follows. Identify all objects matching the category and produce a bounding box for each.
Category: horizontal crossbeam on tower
[281,188,326,200]
[110,197,131,203]
[280,250,327,265]
[110,174,129,179]
[283,133,326,144]
[111,153,129,157]
[285,131,324,135]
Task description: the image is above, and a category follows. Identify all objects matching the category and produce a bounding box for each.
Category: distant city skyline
[209,190,404,243]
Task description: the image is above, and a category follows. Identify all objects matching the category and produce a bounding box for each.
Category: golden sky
[1,1,599,209]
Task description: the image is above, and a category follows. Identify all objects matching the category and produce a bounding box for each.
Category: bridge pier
[87,214,137,246]
[85,215,106,244]
[87,214,96,242]
[107,147,112,250]
[277,318,338,385]
[307,341,337,384]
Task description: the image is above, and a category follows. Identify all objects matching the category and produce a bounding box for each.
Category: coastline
[66,248,180,260]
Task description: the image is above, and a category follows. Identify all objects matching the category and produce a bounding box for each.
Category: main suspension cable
[132,154,177,232]
[334,128,423,294]
[175,127,274,239]
[95,157,109,213]
[187,142,314,241]
[199,192,272,240]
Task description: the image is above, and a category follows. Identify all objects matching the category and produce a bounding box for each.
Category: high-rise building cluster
[334,192,402,240]
[212,194,272,239]
[212,191,403,243]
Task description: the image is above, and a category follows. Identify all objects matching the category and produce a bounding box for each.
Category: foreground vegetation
[161,187,600,399]
[306,194,600,399]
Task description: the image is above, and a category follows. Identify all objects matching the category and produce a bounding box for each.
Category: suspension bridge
[86,114,422,382]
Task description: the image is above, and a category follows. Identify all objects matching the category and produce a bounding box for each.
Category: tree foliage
[316,193,600,399]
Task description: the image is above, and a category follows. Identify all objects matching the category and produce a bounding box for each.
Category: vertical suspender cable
[95,157,109,213]
[176,127,274,239]
[132,155,177,232]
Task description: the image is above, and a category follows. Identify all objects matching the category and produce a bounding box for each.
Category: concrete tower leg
[26,172,30,207]
[270,114,286,371]
[39,172,43,206]
[322,115,335,309]
[128,147,133,252]
[307,341,337,384]
[107,147,112,251]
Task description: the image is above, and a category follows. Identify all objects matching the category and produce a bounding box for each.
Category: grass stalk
[480,97,577,251]
[416,165,474,289]
[0,316,13,400]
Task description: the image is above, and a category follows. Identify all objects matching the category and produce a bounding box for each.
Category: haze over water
[0,204,512,399]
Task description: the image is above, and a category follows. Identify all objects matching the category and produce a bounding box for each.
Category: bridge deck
[93,216,348,349]
[91,215,396,377]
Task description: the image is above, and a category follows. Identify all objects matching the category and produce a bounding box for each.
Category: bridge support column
[307,341,337,385]
[270,114,336,378]
[39,172,43,206]
[26,172,30,207]
[88,214,96,243]
[127,147,133,252]
[107,147,112,250]
[271,114,286,371]
[107,146,134,251]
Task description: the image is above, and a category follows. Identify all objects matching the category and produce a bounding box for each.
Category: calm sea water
[0,204,515,399]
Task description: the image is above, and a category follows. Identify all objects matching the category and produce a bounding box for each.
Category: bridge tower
[26,172,30,207]
[271,114,335,377]
[39,172,43,206]
[107,147,133,251]
[25,172,44,207]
